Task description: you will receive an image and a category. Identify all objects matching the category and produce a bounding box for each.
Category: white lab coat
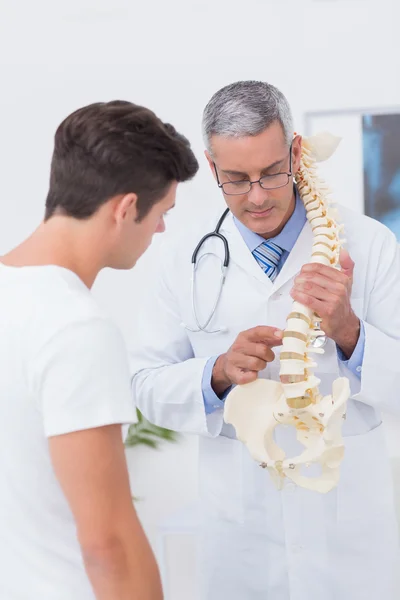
[130,204,400,600]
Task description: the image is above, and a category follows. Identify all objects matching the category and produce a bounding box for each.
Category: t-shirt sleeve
[30,317,138,437]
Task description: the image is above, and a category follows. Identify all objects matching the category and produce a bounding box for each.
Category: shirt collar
[233,187,307,253]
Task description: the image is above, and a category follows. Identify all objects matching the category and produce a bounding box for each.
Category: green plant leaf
[124,410,179,450]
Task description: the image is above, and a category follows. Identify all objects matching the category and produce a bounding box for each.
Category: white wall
[1,0,400,595]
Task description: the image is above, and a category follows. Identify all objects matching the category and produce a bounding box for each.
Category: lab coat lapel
[272,219,313,292]
[220,213,273,288]
[221,213,314,291]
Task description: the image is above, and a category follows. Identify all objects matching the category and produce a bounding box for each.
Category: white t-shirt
[0,264,137,600]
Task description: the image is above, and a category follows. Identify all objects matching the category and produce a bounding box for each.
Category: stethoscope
[183,208,230,334]
[182,207,327,348]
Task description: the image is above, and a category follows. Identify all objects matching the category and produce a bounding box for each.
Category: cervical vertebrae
[224,133,350,494]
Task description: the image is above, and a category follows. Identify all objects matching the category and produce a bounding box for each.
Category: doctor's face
[206,121,302,238]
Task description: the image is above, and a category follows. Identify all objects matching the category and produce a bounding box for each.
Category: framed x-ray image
[304,107,400,240]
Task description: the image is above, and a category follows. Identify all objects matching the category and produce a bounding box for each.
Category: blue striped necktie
[252,240,283,282]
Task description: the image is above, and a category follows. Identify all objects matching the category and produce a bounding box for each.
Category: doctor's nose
[248,181,269,206]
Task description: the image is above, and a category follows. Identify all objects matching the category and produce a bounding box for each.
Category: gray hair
[202,80,294,154]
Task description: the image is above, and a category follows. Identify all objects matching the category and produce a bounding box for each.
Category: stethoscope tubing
[185,208,326,346]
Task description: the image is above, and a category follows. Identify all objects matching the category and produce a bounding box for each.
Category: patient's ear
[113,193,138,225]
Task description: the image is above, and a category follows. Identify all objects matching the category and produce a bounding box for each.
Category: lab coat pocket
[198,435,244,524]
[187,327,233,359]
[337,422,393,523]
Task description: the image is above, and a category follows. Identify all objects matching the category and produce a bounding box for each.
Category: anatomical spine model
[224,133,350,493]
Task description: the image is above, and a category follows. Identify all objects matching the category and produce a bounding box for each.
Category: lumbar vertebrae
[224,132,350,493]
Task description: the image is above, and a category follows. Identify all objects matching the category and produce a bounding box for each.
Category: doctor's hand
[211,326,283,396]
[290,249,360,359]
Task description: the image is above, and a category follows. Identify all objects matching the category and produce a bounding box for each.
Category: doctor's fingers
[239,342,276,363]
[301,262,352,287]
[243,326,284,347]
[231,354,268,374]
[293,274,348,298]
[232,369,259,385]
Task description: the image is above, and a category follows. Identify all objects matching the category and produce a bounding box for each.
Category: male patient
[0,101,198,600]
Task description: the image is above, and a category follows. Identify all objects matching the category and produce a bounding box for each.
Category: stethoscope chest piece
[310,334,327,349]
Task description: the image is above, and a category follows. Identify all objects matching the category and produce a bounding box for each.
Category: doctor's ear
[291,135,303,174]
[113,193,139,225]
[204,150,218,181]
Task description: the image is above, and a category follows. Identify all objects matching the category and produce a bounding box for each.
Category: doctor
[130,81,400,600]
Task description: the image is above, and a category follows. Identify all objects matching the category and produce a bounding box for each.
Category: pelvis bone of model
[224,132,350,494]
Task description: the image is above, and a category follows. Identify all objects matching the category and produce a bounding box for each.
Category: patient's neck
[0,215,106,289]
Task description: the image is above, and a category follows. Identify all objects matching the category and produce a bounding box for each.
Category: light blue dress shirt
[202,190,365,414]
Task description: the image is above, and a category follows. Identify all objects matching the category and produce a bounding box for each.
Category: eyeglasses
[214,143,293,196]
